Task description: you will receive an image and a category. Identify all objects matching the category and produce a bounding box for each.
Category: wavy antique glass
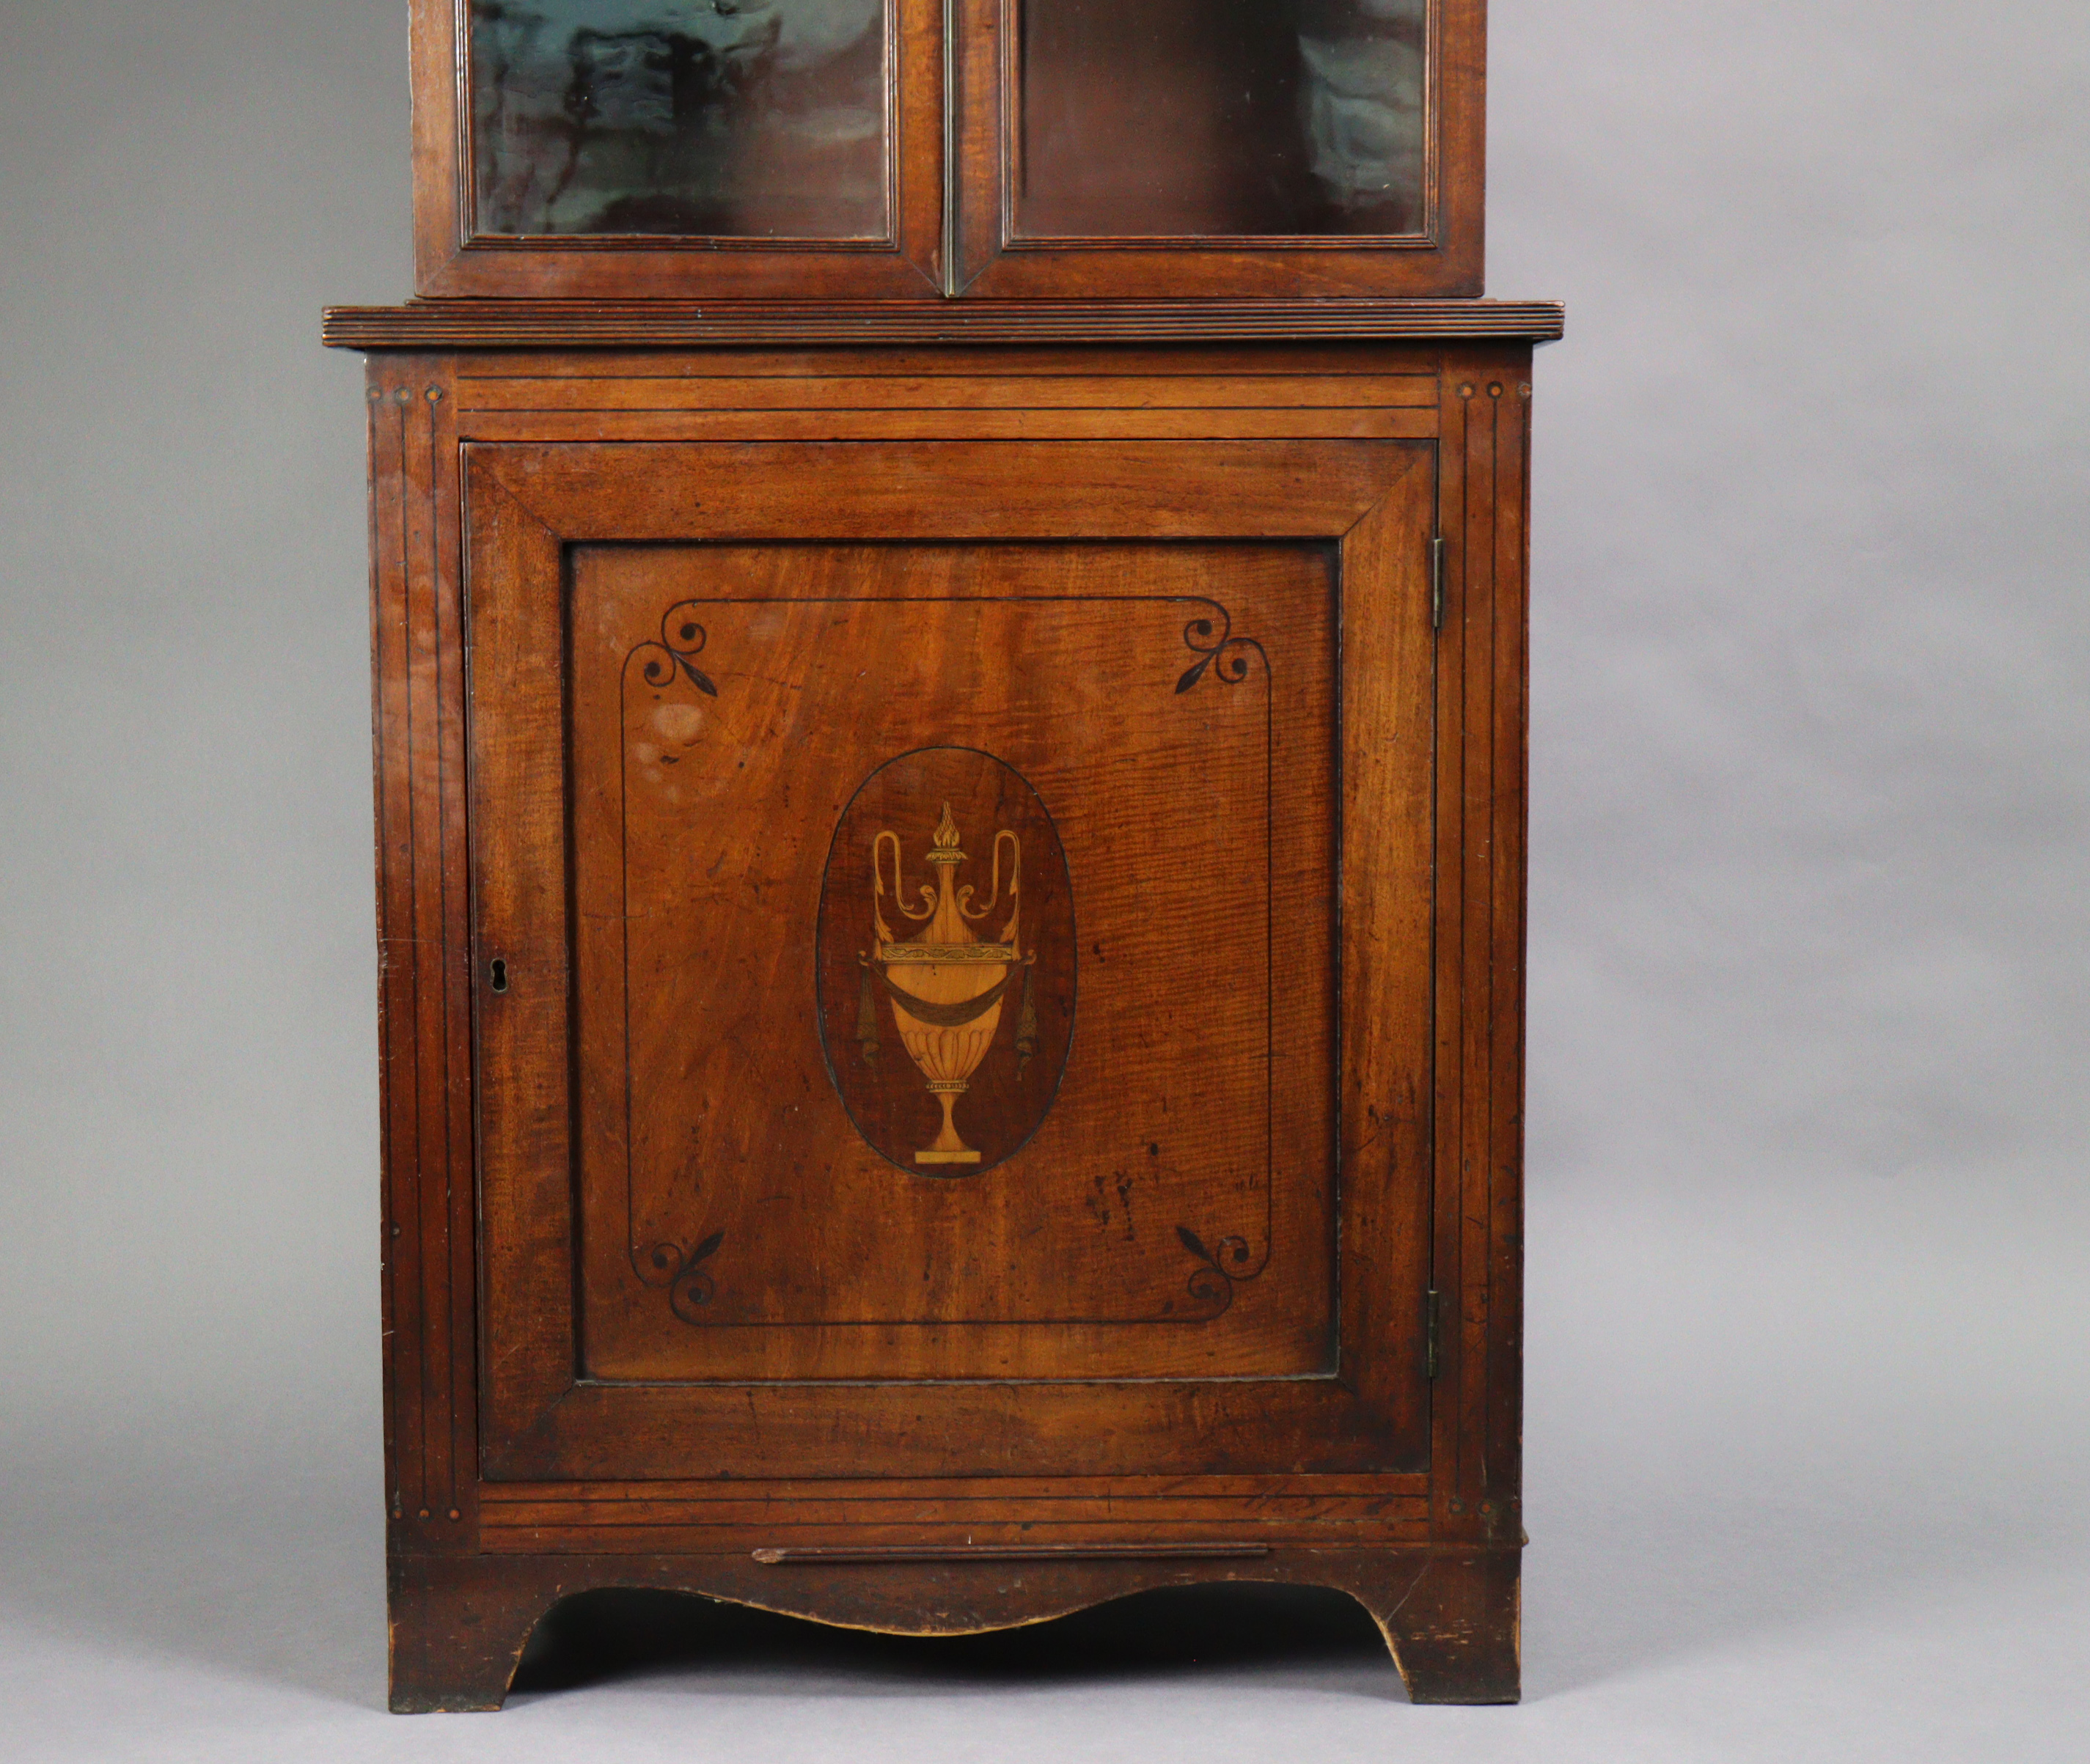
[1016,0,1429,240]
[469,0,890,238]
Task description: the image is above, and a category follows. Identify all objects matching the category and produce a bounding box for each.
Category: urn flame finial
[928,801,963,861]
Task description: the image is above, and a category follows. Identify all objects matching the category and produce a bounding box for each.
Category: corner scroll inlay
[631,601,719,697]
[1174,603,1266,694]
[645,1230,727,1326]
[1175,1225,1268,1318]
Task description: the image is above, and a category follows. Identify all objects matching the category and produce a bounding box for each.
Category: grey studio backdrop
[2,4,2085,1760]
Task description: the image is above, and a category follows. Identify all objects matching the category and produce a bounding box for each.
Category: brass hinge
[1429,536,1446,631]
[1426,1288,1442,1378]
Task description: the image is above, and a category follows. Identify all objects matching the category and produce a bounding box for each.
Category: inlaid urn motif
[859,802,1037,1164]
[816,746,1074,1178]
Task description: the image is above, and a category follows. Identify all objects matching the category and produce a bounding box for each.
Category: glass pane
[470,1,889,238]
[1016,0,1427,239]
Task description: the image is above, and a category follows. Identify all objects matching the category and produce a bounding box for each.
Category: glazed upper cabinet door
[409,1,1481,299]
[411,0,945,296]
[948,0,1482,296]
[466,427,1440,1482]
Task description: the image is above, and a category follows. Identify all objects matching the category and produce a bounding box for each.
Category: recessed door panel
[568,542,1335,1381]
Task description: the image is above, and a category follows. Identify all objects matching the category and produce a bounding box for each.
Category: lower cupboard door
[466,437,1438,1482]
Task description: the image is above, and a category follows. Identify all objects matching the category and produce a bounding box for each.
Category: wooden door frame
[948,0,1486,298]
[409,0,946,298]
[462,435,1437,1482]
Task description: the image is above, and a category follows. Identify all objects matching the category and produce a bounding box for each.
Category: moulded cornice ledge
[321,298,1566,352]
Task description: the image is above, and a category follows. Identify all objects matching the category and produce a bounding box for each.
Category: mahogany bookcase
[326,0,1556,1710]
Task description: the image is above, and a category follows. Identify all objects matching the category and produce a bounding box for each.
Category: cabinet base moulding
[386,1545,1522,1713]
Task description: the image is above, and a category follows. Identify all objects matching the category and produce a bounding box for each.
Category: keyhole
[488,958,508,993]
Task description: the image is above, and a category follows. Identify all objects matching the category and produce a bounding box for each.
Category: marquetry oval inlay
[817,748,1074,1177]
